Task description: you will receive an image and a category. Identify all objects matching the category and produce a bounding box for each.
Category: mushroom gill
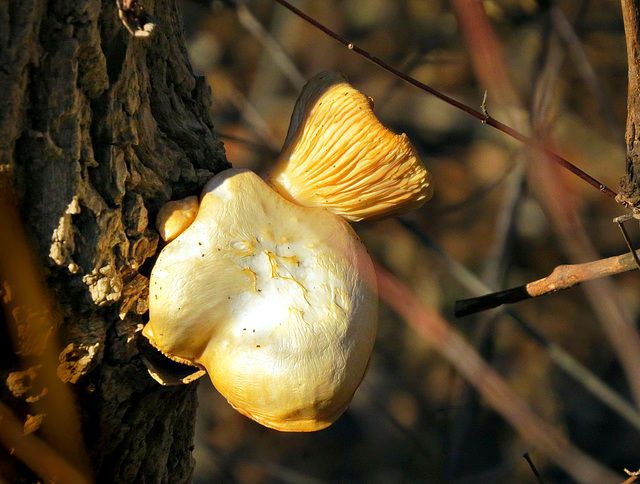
[270,71,433,222]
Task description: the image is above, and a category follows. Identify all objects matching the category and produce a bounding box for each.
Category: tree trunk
[1,0,228,482]
[621,0,640,205]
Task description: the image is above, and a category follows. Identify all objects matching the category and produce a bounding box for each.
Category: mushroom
[155,196,199,242]
[143,71,432,432]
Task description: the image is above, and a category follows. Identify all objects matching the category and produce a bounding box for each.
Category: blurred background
[176,0,640,482]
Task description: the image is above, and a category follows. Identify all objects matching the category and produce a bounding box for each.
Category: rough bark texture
[1,0,228,481]
[621,0,640,205]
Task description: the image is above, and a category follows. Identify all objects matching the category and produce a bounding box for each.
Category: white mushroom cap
[270,71,433,222]
[144,169,377,431]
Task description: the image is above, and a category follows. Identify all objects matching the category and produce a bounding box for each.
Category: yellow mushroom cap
[270,71,433,222]
[156,196,199,242]
[144,169,377,431]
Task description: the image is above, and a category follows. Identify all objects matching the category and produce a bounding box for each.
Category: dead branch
[455,249,640,317]
[375,262,621,483]
[397,219,640,433]
[620,0,640,206]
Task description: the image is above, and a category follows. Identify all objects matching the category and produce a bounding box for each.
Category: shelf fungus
[143,71,433,432]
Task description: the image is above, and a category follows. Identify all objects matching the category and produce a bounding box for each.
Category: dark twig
[455,284,532,317]
[271,0,623,205]
[523,453,545,484]
[234,0,306,90]
[617,219,640,271]
[398,219,640,432]
[454,249,640,317]
[375,262,620,483]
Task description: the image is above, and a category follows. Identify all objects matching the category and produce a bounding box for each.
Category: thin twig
[454,248,640,316]
[271,0,623,205]
[216,86,282,152]
[551,7,619,137]
[523,453,545,483]
[234,0,306,90]
[527,1,640,405]
[624,469,640,484]
[617,220,640,270]
[397,219,640,434]
[482,164,527,287]
[374,262,620,483]
[427,161,515,216]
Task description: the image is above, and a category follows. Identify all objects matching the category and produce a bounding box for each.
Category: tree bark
[1,0,228,482]
[620,0,640,205]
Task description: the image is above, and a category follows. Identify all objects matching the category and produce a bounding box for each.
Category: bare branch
[455,249,640,317]
[398,219,640,433]
[375,262,621,483]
